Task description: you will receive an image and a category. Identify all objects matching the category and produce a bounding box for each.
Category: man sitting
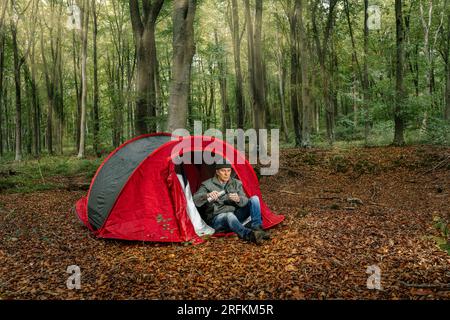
[193,161,270,244]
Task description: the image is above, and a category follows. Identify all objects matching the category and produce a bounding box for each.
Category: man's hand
[207,191,221,202]
[228,193,240,203]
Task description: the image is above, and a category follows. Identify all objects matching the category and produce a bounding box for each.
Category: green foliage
[420,117,450,146]
[433,216,450,255]
[335,116,361,142]
[0,155,104,193]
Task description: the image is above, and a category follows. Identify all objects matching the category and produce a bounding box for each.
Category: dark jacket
[193,176,249,225]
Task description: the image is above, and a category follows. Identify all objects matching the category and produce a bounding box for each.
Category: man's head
[215,161,232,183]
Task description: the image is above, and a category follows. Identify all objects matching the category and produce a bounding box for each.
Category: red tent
[74,133,284,244]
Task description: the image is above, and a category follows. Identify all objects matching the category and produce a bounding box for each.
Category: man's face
[216,168,232,182]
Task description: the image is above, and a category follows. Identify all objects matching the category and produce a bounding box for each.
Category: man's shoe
[251,226,270,240]
[245,230,264,245]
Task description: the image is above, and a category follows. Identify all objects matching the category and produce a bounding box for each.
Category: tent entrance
[174,151,238,195]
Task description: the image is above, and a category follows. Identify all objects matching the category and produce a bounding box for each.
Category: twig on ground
[316,196,343,200]
[368,201,387,207]
[280,190,302,196]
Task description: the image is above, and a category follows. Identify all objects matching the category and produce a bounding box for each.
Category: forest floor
[0,145,449,299]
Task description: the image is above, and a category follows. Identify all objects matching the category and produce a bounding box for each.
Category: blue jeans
[211,196,263,239]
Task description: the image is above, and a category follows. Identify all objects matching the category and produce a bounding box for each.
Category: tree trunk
[289,0,301,146]
[0,0,6,156]
[77,0,90,158]
[72,30,81,150]
[229,0,245,128]
[253,0,266,134]
[154,40,162,131]
[215,30,230,132]
[444,11,450,121]
[0,31,4,157]
[312,0,337,145]
[362,0,370,143]
[41,31,54,155]
[167,0,196,132]
[129,0,164,135]
[92,0,100,157]
[11,17,22,161]
[275,30,289,142]
[298,0,312,147]
[393,0,405,146]
[244,0,266,150]
[244,0,255,121]
[57,33,63,155]
[30,36,40,157]
[23,62,39,157]
[41,3,64,156]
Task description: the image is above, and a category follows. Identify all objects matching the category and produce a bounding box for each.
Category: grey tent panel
[88,135,172,230]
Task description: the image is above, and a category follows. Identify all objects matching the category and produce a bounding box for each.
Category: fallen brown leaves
[0,146,449,299]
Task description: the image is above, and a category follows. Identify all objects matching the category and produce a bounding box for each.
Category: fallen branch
[347,197,363,205]
[280,190,302,196]
[368,201,387,207]
[316,196,343,200]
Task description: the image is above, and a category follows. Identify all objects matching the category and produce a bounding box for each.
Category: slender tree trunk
[57,36,63,155]
[393,0,406,145]
[229,0,245,128]
[41,31,54,155]
[445,12,450,121]
[30,38,40,157]
[253,0,266,134]
[289,0,301,146]
[362,0,370,143]
[215,30,230,132]
[0,36,4,157]
[418,1,444,133]
[244,0,266,150]
[4,84,9,152]
[11,17,22,161]
[299,0,312,147]
[167,0,196,132]
[23,62,39,157]
[446,61,450,121]
[244,0,255,117]
[275,30,289,142]
[77,0,90,158]
[92,0,100,157]
[0,29,4,157]
[312,0,337,145]
[4,84,10,152]
[153,41,162,131]
[0,0,6,156]
[72,30,81,150]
